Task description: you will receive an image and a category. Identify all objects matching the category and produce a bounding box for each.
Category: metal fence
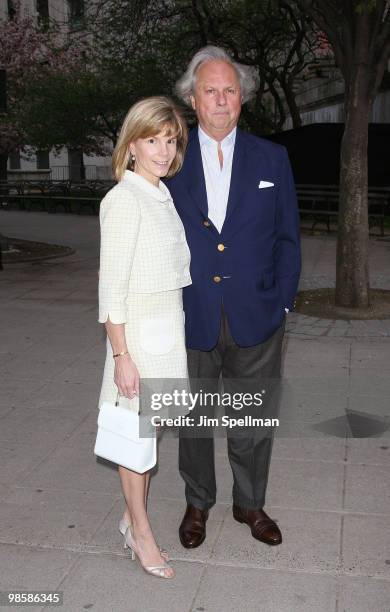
[50,165,112,181]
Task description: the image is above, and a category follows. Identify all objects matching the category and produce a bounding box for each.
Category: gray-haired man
[166,46,301,548]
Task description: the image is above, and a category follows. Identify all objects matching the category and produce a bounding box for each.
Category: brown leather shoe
[232,504,282,545]
[179,504,209,548]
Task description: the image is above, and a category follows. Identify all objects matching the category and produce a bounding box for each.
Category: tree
[171,0,323,133]
[0,1,88,178]
[0,5,52,177]
[94,0,321,134]
[20,0,175,156]
[87,0,172,66]
[22,57,168,155]
[297,0,390,308]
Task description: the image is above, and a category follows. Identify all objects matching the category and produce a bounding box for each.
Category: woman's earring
[131,154,135,162]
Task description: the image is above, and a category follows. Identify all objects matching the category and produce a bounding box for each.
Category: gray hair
[175,45,259,106]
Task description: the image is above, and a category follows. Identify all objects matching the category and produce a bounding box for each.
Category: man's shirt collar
[198,125,237,148]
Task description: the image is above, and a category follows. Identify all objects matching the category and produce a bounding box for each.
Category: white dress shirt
[198,125,237,233]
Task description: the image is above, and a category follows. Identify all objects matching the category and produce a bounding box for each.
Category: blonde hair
[112,96,188,181]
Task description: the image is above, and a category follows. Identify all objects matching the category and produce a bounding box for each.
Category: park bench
[0,179,69,211]
[0,180,26,207]
[0,179,113,214]
[296,184,390,236]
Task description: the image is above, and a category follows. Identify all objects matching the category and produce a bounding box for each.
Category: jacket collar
[186,130,209,218]
[121,170,172,202]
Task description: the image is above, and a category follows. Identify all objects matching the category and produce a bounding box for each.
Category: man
[166,46,301,548]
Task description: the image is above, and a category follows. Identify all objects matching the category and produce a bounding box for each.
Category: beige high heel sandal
[123,527,175,580]
[118,518,169,561]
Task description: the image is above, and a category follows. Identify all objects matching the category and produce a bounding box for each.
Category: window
[68,0,85,29]
[37,0,49,26]
[68,149,85,180]
[7,0,16,19]
[36,150,50,169]
[9,151,21,170]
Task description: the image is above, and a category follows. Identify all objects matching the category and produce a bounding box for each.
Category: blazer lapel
[186,130,208,219]
[224,129,247,225]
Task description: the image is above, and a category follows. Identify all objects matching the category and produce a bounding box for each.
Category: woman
[97,96,190,579]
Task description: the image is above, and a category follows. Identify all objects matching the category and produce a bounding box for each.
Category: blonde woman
[97,96,190,579]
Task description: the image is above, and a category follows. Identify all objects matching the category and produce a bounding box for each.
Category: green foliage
[7,0,324,153]
[22,55,169,152]
[156,0,322,132]
[356,0,378,13]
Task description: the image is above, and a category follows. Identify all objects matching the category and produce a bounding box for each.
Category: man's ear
[189,95,196,110]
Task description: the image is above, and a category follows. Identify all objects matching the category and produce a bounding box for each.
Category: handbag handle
[115,390,140,414]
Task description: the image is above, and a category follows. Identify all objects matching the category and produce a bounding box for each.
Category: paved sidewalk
[0,210,389,612]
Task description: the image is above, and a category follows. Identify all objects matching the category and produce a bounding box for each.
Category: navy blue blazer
[165,128,301,350]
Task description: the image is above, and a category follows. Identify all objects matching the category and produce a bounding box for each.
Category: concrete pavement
[0,209,389,612]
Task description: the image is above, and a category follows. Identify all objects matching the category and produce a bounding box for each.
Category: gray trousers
[179,310,285,511]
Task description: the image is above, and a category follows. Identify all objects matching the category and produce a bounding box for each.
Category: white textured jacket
[98,170,191,324]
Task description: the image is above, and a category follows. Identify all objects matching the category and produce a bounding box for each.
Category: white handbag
[94,393,156,474]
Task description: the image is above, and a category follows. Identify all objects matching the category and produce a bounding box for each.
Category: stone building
[285,60,390,129]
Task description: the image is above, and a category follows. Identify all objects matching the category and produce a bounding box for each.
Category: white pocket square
[259,180,274,189]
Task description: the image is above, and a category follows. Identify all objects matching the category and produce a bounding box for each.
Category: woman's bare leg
[122,472,150,523]
[118,466,173,576]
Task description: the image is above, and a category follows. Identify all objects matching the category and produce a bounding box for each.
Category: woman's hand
[103,319,138,400]
[114,354,140,400]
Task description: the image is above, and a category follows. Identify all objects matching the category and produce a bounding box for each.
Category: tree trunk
[281,82,302,128]
[335,72,371,308]
[68,149,85,181]
[80,155,86,181]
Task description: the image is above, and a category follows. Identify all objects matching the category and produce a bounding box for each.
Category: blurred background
[1,0,389,184]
